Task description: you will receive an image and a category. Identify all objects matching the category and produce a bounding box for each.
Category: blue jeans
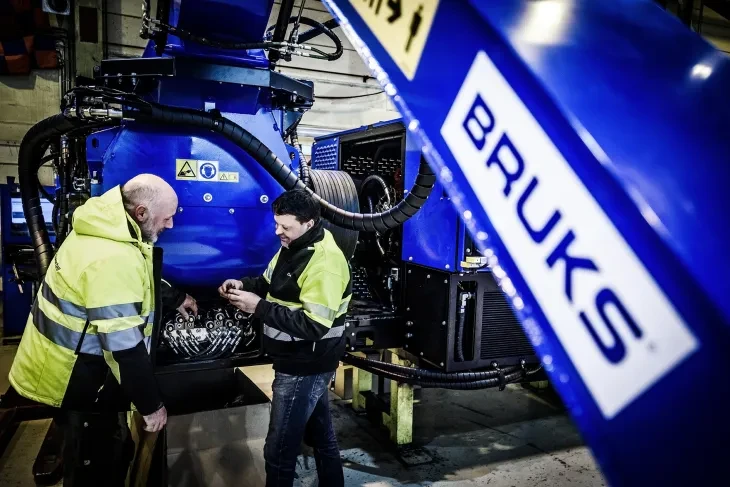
[264,371,344,487]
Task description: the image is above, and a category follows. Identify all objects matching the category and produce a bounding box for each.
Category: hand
[142,405,167,432]
[226,289,261,314]
[177,294,198,320]
[218,279,243,299]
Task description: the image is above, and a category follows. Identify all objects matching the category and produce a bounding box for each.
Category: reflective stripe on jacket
[9,186,162,414]
[246,221,352,375]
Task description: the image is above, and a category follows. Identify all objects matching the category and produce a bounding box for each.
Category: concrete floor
[0,342,607,486]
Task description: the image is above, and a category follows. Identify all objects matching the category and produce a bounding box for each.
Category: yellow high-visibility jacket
[243,221,352,376]
[9,186,163,415]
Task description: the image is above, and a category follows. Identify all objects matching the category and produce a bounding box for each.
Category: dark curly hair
[272,189,320,224]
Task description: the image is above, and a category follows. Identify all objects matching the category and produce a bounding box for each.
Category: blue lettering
[546,230,599,302]
[462,94,495,151]
[487,133,524,197]
[517,176,562,244]
[580,288,643,364]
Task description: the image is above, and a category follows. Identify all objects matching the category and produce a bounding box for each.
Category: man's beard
[139,220,158,244]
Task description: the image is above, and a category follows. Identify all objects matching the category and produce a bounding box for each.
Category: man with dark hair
[219,189,351,487]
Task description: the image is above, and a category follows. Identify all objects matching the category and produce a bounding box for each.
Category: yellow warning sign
[176,159,197,180]
[218,171,239,183]
[350,0,440,80]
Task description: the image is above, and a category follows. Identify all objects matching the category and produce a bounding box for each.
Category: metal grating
[342,156,401,179]
[480,290,535,360]
[311,142,338,170]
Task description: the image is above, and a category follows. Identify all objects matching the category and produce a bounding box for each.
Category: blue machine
[318,0,730,485]
[0,178,55,339]
[11,0,730,484]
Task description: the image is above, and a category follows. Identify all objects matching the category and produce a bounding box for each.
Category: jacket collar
[286,219,324,252]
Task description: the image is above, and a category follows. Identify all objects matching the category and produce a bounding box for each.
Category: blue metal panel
[311,137,339,170]
[401,128,459,271]
[323,1,730,485]
[150,0,272,69]
[101,109,286,289]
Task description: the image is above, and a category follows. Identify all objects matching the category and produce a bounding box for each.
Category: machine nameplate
[349,0,440,80]
[175,159,239,183]
[441,51,699,419]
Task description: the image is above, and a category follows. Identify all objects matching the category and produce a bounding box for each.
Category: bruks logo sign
[440,52,698,419]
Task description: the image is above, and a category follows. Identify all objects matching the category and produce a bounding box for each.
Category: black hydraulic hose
[269,0,295,64]
[18,114,84,278]
[342,353,521,381]
[456,292,473,363]
[289,122,310,188]
[362,174,391,207]
[357,363,525,390]
[126,103,435,233]
[456,304,465,362]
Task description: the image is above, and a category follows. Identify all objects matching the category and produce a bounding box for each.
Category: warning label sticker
[176,159,198,179]
[175,159,239,183]
[349,0,440,80]
[218,172,239,183]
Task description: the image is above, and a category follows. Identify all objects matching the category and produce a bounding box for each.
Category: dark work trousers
[57,373,135,487]
[55,410,135,487]
[264,371,344,487]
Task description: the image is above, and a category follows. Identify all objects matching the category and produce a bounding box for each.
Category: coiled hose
[127,103,435,233]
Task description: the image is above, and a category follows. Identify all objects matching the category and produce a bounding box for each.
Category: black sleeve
[253,299,329,341]
[240,276,270,298]
[160,278,186,311]
[111,342,163,416]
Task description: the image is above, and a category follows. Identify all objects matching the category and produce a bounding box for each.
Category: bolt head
[427,274,431,279]
[178,207,184,213]
[260,195,269,204]
[229,208,235,214]
[351,332,355,336]
[445,264,450,269]
[420,352,424,356]
[404,344,408,349]
[440,362,444,367]
[84,460,91,466]
[408,256,413,261]
[203,193,213,202]
[406,307,410,311]
[441,321,446,326]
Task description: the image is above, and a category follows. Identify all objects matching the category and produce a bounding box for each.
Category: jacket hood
[71,186,141,243]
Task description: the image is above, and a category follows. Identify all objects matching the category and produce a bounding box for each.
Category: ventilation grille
[342,156,401,179]
[312,143,338,170]
[352,267,373,301]
[480,290,535,360]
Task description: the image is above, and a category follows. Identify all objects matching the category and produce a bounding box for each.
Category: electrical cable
[143,13,343,61]
[316,91,385,100]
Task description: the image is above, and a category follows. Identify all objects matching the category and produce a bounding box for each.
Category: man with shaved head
[9,173,196,486]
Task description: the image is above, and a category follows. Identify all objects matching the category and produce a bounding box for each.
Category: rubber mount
[309,169,360,260]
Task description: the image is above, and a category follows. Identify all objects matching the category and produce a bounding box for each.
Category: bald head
[121,174,178,243]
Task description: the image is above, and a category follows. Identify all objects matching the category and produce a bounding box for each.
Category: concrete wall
[0,71,61,186]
